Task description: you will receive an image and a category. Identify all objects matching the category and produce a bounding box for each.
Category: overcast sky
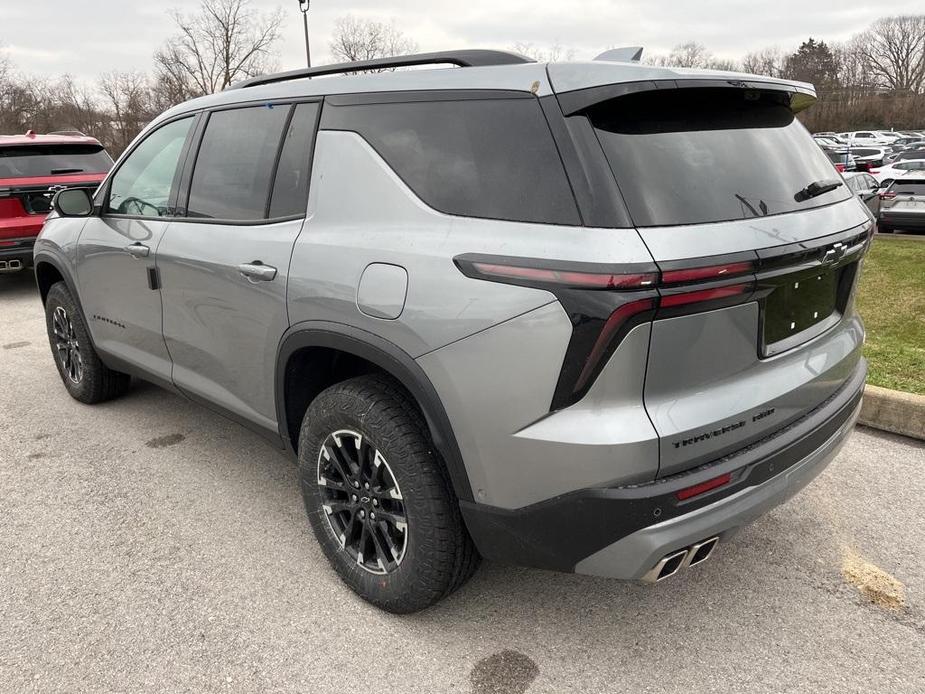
[2,1,923,83]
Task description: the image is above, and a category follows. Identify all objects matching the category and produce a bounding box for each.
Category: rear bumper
[0,216,44,238]
[0,236,35,267]
[461,359,865,578]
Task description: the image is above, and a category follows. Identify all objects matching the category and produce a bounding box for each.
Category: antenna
[594,47,644,63]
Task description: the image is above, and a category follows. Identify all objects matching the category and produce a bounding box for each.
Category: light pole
[298,0,311,68]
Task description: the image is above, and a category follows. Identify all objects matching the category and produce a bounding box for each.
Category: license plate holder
[762,266,840,356]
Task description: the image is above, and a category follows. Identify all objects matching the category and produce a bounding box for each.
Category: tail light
[835,163,845,172]
[879,191,896,200]
[455,254,757,410]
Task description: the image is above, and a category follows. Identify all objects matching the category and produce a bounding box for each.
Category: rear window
[898,150,925,161]
[187,105,289,221]
[888,180,925,195]
[587,88,852,227]
[321,97,580,226]
[0,144,112,179]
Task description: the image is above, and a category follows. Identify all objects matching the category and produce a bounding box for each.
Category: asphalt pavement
[2,270,924,694]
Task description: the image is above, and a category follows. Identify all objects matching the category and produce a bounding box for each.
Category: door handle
[238,261,277,282]
[124,243,150,259]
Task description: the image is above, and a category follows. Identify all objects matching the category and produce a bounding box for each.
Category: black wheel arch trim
[32,251,97,347]
[276,321,475,503]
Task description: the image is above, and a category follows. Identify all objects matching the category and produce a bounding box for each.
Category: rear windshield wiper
[50,167,84,175]
[794,178,843,202]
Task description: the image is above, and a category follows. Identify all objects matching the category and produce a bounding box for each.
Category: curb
[859,384,925,441]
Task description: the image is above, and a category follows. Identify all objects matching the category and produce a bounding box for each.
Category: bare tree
[329,15,418,67]
[647,42,738,70]
[54,76,101,136]
[154,0,283,97]
[742,47,785,77]
[511,42,575,63]
[98,71,153,154]
[856,15,925,93]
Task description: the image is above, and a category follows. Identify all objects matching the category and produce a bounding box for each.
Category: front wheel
[298,375,479,613]
[44,282,131,403]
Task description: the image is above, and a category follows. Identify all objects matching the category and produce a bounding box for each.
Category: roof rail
[48,130,88,137]
[226,49,535,90]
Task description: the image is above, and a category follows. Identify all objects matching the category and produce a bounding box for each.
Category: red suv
[1,131,112,273]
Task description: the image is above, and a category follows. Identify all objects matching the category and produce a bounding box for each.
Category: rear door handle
[238,262,277,282]
[124,243,150,259]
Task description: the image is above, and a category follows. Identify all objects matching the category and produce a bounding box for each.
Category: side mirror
[52,188,94,217]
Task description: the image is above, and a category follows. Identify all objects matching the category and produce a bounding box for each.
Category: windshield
[0,144,113,179]
[588,88,853,227]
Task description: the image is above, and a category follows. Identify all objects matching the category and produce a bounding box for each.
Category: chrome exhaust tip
[641,548,689,583]
[0,259,23,272]
[683,537,719,569]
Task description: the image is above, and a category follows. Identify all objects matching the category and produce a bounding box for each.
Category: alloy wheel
[317,429,408,575]
[52,306,83,384]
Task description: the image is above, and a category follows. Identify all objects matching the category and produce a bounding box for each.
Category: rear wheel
[298,375,479,613]
[44,282,130,403]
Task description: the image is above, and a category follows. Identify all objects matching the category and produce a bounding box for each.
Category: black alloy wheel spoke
[53,306,82,384]
[317,429,408,575]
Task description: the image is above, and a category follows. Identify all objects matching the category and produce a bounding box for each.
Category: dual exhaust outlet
[0,259,24,273]
[641,537,719,583]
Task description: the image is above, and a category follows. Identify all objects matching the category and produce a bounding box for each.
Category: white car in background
[839,131,893,145]
[870,159,925,185]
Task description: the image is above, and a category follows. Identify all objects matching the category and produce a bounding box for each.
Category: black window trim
[319,90,584,228]
[171,98,323,227]
[99,112,201,222]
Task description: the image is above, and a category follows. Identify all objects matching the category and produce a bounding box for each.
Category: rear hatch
[551,74,872,476]
[880,178,925,222]
[0,143,111,239]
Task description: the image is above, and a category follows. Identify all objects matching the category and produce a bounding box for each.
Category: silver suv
[35,50,871,613]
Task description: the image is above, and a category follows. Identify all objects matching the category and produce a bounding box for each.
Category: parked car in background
[878,177,925,233]
[846,147,889,170]
[870,159,925,184]
[874,131,903,142]
[824,148,857,172]
[0,131,112,273]
[889,136,923,149]
[843,172,881,217]
[814,134,848,147]
[839,131,892,146]
[33,50,871,612]
[892,147,925,161]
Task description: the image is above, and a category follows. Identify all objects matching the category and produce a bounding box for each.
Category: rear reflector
[660,283,751,308]
[471,262,657,289]
[676,472,732,501]
[661,261,754,285]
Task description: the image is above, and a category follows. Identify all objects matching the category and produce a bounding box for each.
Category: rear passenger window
[187,105,289,220]
[269,102,320,218]
[322,97,580,225]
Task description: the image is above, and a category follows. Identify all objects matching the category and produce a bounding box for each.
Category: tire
[44,282,131,404]
[298,374,479,613]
